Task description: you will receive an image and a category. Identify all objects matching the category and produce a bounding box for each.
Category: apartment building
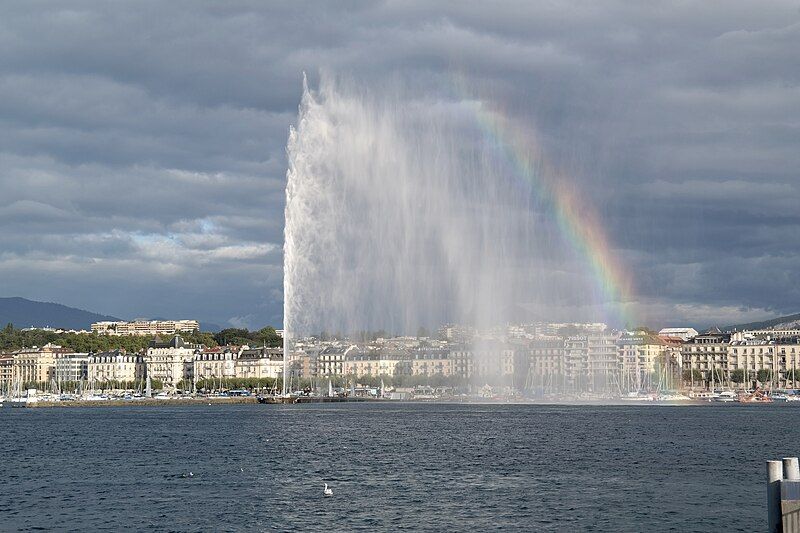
[145,336,200,389]
[88,349,146,385]
[92,320,200,336]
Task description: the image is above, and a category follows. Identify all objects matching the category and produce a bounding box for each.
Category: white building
[563,334,620,393]
[54,353,90,384]
[236,347,284,380]
[88,350,146,386]
[145,336,200,389]
[658,328,699,341]
[194,346,241,384]
[92,320,200,336]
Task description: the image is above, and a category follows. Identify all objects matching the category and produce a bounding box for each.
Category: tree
[730,369,745,384]
[682,369,703,383]
[256,327,282,347]
[416,326,430,339]
[757,369,773,383]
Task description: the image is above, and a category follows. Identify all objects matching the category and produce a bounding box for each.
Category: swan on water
[323,483,333,496]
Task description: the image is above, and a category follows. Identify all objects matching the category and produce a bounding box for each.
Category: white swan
[323,483,333,496]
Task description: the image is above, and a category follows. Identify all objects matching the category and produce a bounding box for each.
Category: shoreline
[22,397,259,408]
[6,396,799,408]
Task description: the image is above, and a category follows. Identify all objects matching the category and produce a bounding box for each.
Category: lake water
[1,402,796,531]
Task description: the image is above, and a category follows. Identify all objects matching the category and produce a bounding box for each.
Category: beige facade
[409,357,452,377]
[88,350,145,384]
[681,330,731,385]
[528,339,564,390]
[0,355,13,392]
[145,336,199,389]
[194,346,240,383]
[236,347,283,380]
[727,340,800,388]
[343,357,402,378]
[12,343,67,386]
[293,352,317,380]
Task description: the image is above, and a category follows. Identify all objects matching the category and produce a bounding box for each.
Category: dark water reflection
[1,403,793,531]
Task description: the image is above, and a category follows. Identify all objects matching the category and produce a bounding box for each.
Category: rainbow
[457,83,634,327]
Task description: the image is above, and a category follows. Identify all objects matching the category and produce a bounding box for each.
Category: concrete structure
[658,327,699,341]
[54,353,89,384]
[88,350,146,385]
[563,334,619,393]
[92,320,200,336]
[145,336,200,389]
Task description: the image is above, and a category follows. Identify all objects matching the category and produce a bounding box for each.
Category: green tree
[256,327,282,347]
[730,369,745,383]
[682,369,703,383]
[757,369,773,383]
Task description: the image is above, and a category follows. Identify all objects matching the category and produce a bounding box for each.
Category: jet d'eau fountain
[282,73,632,389]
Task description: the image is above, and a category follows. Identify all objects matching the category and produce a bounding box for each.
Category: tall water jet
[283,73,626,389]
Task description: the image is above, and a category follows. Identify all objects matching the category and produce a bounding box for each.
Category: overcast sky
[0,1,798,329]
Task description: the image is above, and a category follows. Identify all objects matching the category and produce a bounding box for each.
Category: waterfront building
[617,334,680,392]
[775,341,800,388]
[11,343,69,387]
[409,349,452,378]
[681,329,731,386]
[236,347,283,380]
[0,354,13,392]
[563,334,620,393]
[527,338,564,392]
[292,350,318,380]
[318,345,357,376]
[92,319,200,336]
[342,353,402,378]
[450,346,473,379]
[194,346,241,384]
[145,336,200,389]
[447,343,518,381]
[726,336,800,389]
[54,353,89,384]
[88,349,146,385]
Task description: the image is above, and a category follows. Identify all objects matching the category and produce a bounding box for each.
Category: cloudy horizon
[1,2,799,330]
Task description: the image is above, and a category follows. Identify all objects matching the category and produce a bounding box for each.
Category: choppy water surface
[1,403,795,531]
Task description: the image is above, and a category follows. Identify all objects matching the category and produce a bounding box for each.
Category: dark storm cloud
[0,1,798,328]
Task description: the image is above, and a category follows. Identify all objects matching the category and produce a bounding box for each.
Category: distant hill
[725,312,800,332]
[0,297,120,330]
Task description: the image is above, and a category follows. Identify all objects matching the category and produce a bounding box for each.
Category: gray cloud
[0,1,798,329]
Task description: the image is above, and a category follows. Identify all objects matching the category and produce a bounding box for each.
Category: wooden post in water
[784,457,800,481]
[768,460,784,533]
